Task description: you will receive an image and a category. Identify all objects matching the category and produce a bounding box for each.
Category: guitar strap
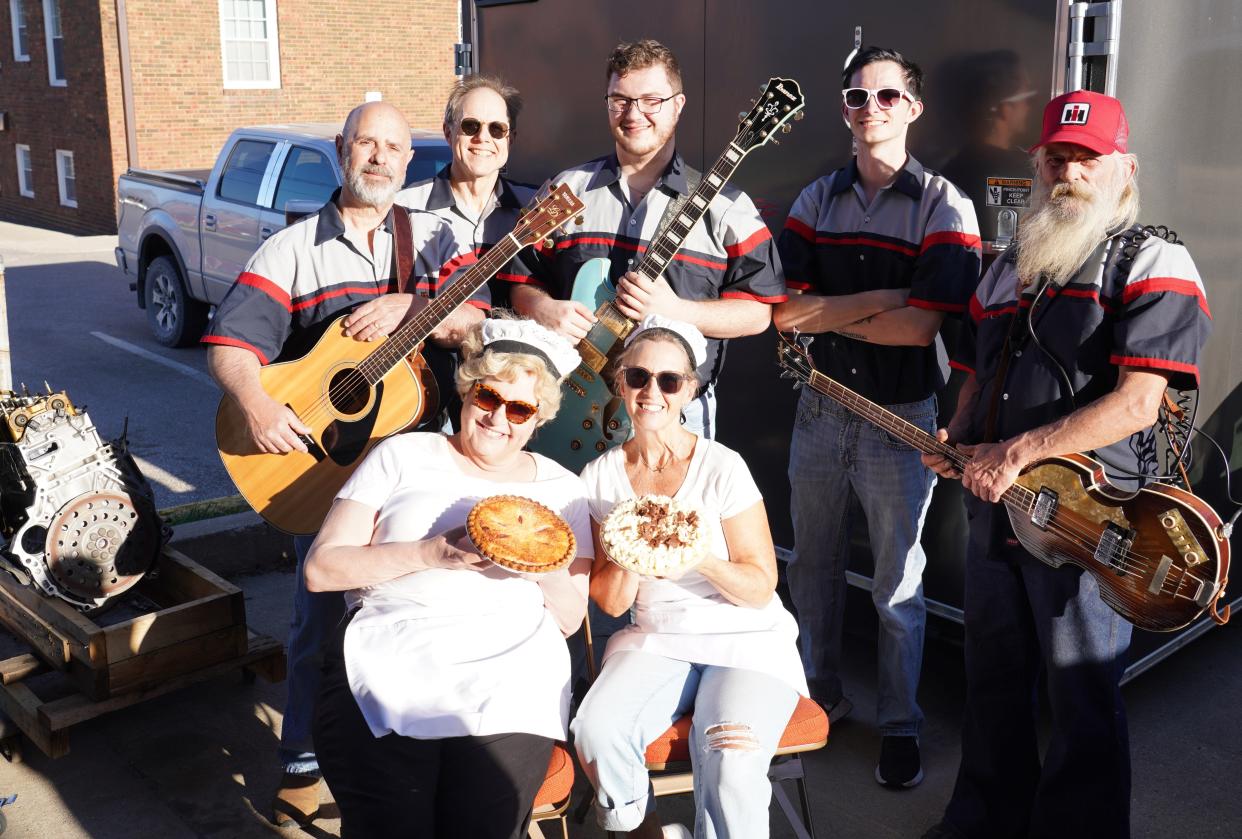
[390,204,415,294]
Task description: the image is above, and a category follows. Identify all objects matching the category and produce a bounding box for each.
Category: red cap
[1029,90,1129,155]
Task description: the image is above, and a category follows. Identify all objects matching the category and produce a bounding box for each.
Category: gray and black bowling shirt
[203,196,484,365]
[778,155,982,406]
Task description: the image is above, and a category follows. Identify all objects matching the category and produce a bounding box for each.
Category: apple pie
[467,495,576,573]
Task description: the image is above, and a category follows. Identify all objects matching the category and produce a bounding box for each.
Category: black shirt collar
[831,155,925,201]
[314,188,396,246]
[427,166,524,212]
[586,150,691,196]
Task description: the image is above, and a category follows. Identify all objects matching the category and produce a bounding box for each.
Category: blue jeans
[942,499,1132,838]
[786,389,936,736]
[279,533,347,777]
[572,651,798,838]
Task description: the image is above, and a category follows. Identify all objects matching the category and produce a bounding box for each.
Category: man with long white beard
[204,101,483,827]
[920,91,1212,839]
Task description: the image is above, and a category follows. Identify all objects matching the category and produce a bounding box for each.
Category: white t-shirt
[336,433,592,741]
[581,439,808,696]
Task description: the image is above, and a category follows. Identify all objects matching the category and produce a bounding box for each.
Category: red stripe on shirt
[815,235,918,257]
[466,299,491,310]
[908,297,965,313]
[292,285,383,312]
[495,273,548,288]
[725,226,772,258]
[722,289,788,304]
[201,334,269,365]
[920,231,983,253]
[1110,354,1200,381]
[1121,277,1212,318]
[948,359,975,374]
[786,280,814,292]
[783,216,815,242]
[238,271,291,312]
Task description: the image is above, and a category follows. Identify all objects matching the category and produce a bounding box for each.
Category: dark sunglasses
[471,382,538,424]
[622,366,694,395]
[842,87,915,110]
[459,117,511,139]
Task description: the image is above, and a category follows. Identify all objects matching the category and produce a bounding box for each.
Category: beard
[1015,171,1139,287]
[340,148,400,209]
[612,115,677,159]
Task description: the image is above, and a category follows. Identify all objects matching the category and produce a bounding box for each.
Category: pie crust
[467,495,576,573]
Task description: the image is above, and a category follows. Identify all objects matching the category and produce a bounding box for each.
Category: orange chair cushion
[533,743,575,808]
[644,695,829,765]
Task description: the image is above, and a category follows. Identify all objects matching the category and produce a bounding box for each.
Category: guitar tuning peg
[575,216,585,225]
[797,335,814,351]
[771,138,780,145]
[781,124,792,133]
[738,111,749,121]
[794,111,805,121]
[543,238,554,249]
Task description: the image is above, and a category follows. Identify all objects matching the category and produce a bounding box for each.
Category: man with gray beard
[205,101,485,827]
[920,91,1211,839]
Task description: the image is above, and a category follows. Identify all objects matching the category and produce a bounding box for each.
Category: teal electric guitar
[531,77,806,471]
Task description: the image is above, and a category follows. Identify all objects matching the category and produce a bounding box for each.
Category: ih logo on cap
[1061,102,1091,125]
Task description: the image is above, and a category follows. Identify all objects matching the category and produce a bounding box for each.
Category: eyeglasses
[604,93,681,115]
[621,366,695,394]
[459,117,510,139]
[841,87,916,110]
[471,382,539,424]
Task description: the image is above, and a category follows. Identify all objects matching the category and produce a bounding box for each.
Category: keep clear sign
[985,177,1032,208]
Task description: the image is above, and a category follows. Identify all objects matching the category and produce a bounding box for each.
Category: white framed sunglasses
[842,87,916,110]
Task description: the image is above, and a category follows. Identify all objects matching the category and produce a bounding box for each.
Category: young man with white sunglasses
[774,46,981,789]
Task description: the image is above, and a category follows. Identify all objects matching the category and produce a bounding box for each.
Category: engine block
[0,388,164,610]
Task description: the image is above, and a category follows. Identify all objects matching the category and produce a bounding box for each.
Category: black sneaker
[814,695,854,724]
[875,735,924,788]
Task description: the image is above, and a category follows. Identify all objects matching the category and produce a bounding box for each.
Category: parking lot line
[131,454,197,494]
[91,331,219,389]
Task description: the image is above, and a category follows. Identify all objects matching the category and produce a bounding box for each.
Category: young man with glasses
[774,46,981,789]
[507,38,785,439]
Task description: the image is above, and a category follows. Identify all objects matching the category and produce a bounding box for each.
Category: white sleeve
[716,445,763,520]
[579,455,618,523]
[336,438,404,511]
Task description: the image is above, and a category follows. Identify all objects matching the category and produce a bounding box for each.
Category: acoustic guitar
[529,77,806,472]
[776,332,1231,632]
[216,185,586,534]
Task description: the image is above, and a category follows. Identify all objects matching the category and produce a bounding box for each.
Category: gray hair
[443,75,522,138]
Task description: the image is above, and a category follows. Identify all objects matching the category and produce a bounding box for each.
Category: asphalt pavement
[0,220,236,511]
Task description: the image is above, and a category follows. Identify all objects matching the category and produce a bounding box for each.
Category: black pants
[313,617,555,839]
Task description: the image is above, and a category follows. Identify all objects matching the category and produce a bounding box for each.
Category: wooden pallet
[0,545,286,758]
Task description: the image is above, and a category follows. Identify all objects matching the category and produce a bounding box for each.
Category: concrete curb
[167,509,296,579]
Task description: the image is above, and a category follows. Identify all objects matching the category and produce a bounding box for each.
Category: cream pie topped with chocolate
[600,495,708,577]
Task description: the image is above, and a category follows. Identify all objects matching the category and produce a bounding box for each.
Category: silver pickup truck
[115,123,449,346]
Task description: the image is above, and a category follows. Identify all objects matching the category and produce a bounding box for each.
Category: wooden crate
[0,545,286,758]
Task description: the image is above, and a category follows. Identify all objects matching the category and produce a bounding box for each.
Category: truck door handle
[203,213,217,229]
[260,226,274,240]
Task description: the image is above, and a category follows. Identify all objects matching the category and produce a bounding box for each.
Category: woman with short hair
[308,316,592,839]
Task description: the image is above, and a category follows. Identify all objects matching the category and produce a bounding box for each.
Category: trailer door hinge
[1067,0,1122,95]
[454,42,473,76]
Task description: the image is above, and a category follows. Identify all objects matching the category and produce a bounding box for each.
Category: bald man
[204,101,485,827]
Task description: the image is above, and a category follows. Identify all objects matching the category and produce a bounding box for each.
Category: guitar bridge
[1031,488,1058,529]
[1095,522,1136,576]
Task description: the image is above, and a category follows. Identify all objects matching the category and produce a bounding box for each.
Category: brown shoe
[272,773,321,827]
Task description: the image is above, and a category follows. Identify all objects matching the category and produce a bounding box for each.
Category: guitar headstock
[734,77,806,154]
[775,330,816,387]
[512,184,586,246]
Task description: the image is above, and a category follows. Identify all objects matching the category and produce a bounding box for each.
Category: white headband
[624,314,708,368]
[479,318,581,380]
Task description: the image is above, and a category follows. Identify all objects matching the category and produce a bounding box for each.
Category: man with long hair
[921,91,1211,839]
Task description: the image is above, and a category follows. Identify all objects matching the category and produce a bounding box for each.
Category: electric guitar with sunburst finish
[529,77,807,472]
[215,185,586,535]
[776,332,1231,632]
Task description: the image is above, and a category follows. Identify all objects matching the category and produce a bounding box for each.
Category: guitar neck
[355,236,523,386]
[802,368,1036,510]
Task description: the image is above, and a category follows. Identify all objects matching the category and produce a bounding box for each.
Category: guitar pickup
[1031,488,1058,529]
[1095,522,1135,576]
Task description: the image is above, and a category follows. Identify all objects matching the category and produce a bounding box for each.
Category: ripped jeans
[571,651,799,838]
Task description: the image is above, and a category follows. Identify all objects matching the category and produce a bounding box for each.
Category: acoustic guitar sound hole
[328,368,371,416]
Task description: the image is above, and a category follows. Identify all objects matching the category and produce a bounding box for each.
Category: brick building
[0,0,461,234]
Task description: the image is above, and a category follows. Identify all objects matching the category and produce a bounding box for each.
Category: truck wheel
[144,255,209,348]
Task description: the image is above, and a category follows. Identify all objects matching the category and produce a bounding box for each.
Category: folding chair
[528,743,575,839]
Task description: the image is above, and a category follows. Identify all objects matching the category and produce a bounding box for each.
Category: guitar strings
[795,361,1214,602]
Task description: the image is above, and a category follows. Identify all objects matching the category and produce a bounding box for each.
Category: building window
[218,0,281,90]
[16,144,33,197]
[42,0,65,85]
[10,0,29,61]
[55,149,76,207]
